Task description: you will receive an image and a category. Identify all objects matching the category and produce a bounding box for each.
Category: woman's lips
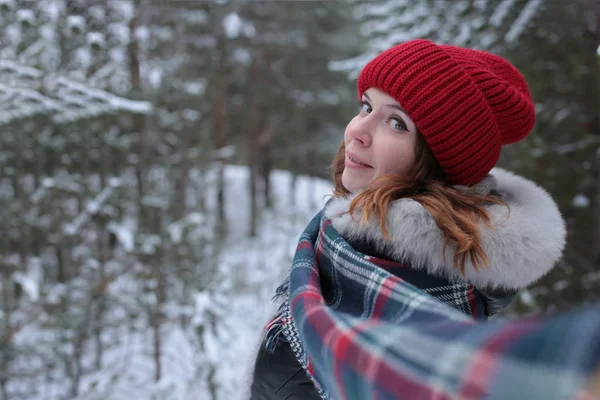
[345,151,372,169]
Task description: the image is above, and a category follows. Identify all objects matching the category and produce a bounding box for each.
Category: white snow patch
[505,0,543,42]
[572,194,590,208]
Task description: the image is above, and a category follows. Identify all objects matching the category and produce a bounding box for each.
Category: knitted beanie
[357,39,535,185]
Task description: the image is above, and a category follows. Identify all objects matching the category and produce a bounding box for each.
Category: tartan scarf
[265,210,600,400]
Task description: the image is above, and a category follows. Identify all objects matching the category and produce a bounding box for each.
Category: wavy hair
[331,133,508,274]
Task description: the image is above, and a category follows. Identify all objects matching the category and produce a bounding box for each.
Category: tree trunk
[247,55,262,237]
[206,311,218,400]
[593,2,600,266]
[290,173,297,208]
[128,0,149,227]
[214,72,228,227]
[0,268,14,400]
[93,223,110,370]
[70,293,94,398]
[261,144,272,209]
[258,116,280,210]
[151,259,166,382]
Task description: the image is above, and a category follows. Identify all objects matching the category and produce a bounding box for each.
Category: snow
[66,15,86,33]
[108,177,121,187]
[0,0,16,11]
[87,32,107,49]
[223,12,243,39]
[182,108,200,121]
[148,67,162,89]
[232,48,252,66]
[12,271,40,301]
[519,289,536,307]
[572,194,590,208]
[489,0,516,26]
[532,137,600,158]
[50,76,153,121]
[553,279,569,291]
[192,292,212,325]
[109,95,152,113]
[42,177,54,187]
[88,5,106,24]
[504,0,543,42]
[0,85,62,124]
[334,0,544,80]
[134,26,149,42]
[110,0,134,22]
[17,40,46,64]
[0,59,44,80]
[0,61,152,125]
[140,234,161,254]
[586,271,600,282]
[167,213,207,244]
[107,23,130,45]
[221,12,256,39]
[212,145,236,160]
[353,0,399,18]
[108,219,136,251]
[360,2,428,37]
[0,178,15,199]
[16,8,35,24]
[182,10,208,25]
[183,80,205,96]
[553,108,570,124]
[63,185,119,235]
[319,90,341,105]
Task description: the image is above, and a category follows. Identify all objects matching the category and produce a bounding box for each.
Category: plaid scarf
[265,210,600,400]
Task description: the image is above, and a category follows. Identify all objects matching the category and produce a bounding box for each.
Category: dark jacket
[249,331,321,399]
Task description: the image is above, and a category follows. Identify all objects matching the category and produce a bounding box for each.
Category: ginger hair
[331,133,508,274]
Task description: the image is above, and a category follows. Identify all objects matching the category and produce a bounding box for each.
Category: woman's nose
[346,118,372,146]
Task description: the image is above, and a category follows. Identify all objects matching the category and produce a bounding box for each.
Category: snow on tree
[330,0,546,78]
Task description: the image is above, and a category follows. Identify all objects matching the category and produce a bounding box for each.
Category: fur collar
[324,168,566,290]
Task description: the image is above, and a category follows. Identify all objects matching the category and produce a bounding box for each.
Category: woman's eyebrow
[363,93,409,114]
[386,104,408,114]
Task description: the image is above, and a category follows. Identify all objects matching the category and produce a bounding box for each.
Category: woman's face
[342,88,418,193]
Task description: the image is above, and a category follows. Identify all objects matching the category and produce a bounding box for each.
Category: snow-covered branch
[63,178,121,236]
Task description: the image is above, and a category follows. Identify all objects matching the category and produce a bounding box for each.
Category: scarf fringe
[279,279,331,400]
[263,277,290,352]
[263,211,331,399]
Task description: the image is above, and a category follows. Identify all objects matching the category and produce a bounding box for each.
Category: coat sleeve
[249,335,321,400]
[294,290,600,400]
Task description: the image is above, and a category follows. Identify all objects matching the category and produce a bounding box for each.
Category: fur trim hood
[324,168,566,290]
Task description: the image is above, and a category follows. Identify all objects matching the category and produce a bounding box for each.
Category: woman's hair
[331,133,508,274]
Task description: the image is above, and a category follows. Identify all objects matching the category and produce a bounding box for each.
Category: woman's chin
[341,175,367,194]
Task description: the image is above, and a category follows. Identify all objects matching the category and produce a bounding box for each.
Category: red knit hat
[357,39,535,185]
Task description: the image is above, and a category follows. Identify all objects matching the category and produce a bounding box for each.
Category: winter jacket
[249,330,322,399]
[249,168,565,399]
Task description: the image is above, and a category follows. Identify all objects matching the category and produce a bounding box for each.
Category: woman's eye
[389,117,408,131]
[360,101,372,113]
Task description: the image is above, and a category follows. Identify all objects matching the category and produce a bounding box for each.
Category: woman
[249,39,599,399]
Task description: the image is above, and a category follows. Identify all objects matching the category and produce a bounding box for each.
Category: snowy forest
[0,0,598,399]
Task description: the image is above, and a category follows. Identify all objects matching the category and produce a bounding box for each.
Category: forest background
[0,0,598,399]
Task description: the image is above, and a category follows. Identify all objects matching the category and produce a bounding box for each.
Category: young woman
[249,39,599,400]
